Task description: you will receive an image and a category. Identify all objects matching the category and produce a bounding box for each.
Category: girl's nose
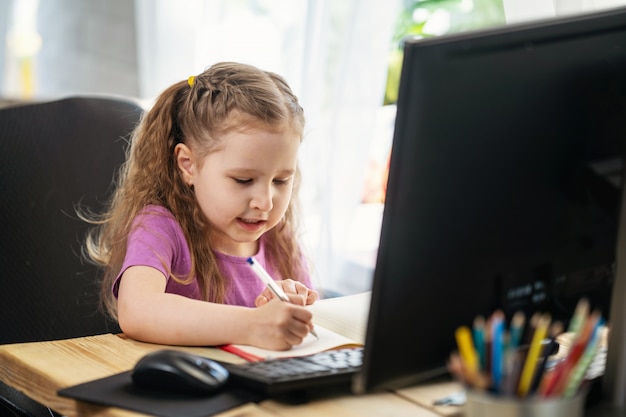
[250,186,273,212]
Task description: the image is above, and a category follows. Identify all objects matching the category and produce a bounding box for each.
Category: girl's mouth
[237,218,267,232]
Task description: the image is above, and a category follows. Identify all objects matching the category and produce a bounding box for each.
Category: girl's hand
[248,299,315,350]
[254,279,319,307]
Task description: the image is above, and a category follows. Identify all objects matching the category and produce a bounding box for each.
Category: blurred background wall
[1,0,624,295]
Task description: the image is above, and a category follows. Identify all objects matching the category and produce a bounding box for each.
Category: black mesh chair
[0,96,143,416]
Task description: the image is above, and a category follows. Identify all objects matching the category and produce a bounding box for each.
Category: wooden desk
[0,334,463,417]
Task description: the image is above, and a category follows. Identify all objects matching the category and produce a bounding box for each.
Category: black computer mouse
[131,349,229,395]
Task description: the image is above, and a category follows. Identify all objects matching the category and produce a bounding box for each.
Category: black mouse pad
[58,371,267,417]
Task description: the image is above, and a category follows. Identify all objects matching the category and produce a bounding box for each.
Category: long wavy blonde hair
[84,62,307,321]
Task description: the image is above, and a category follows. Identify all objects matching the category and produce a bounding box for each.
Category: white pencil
[247,257,318,339]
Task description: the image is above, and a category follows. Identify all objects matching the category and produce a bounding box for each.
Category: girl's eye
[273,178,290,185]
[232,177,291,185]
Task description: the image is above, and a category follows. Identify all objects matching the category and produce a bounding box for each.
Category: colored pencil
[490,311,505,391]
[455,326,479,375]
[473,315,486,372]
[518,313,551,397]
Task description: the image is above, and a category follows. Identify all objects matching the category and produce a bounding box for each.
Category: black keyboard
[223,347,363,395]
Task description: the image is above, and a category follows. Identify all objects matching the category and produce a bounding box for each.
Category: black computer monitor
[353,6,626,394]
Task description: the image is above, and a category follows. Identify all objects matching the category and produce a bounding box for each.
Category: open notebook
[220,291,370,362]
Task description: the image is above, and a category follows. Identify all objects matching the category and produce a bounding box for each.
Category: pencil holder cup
[464,390,585,417]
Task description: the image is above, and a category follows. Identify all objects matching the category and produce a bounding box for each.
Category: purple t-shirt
[113,205,312,307]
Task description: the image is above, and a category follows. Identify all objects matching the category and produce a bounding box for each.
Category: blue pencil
[491,311,505,391]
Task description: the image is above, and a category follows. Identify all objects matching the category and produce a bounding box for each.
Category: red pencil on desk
[220,344,264,362]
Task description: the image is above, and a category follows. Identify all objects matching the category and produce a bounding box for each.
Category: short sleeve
[112,206,195,298]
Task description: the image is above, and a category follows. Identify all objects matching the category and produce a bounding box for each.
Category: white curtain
[134,0,400,295]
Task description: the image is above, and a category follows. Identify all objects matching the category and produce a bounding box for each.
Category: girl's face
[176,127,300,257]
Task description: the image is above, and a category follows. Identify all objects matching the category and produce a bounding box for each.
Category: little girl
[85,62,318,350]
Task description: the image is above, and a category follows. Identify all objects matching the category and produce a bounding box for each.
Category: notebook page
[307,291,371,345]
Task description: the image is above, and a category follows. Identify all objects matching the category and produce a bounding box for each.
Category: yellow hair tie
[187,76,195,87]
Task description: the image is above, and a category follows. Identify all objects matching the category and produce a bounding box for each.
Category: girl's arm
[117,265,314,350]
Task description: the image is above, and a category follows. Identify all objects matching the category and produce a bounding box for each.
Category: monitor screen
[353,6,626,394]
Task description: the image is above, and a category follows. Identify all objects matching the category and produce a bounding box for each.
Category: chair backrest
[0,96,143,344]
